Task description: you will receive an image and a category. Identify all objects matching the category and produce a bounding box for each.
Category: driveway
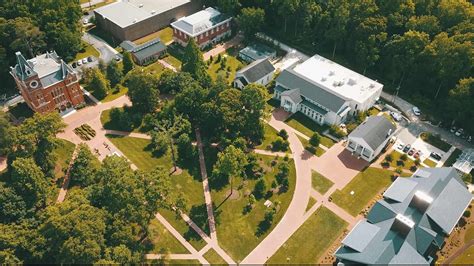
[256,32,309,71]
[83,32,120,64]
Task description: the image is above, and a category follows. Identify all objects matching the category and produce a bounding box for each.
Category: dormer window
[30,80,39,89]
[26,69,32,75]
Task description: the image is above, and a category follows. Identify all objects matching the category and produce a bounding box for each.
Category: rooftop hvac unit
[151,10,156,14]
[139,4,144,8]
[329,70,335,76]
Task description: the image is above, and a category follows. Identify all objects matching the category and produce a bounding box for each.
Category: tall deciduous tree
[447,78,474,132]
[69,144,100,187]
[122,51,134,75]
[182,39,210,85]
[88,68,110,100]
[106,60,123,87]
[10,157,48,209]
[126,70,160,113]
[212,145,248,197]
[237,7,265,39]
[324,0,350,58]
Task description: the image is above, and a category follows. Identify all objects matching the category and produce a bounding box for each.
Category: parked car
[408,148,416,156]
[87,56,93,62]
[414,151,422,159]
[397,143,404,151]
[82,58,88,64]
[390,112,402,122]
[403,144,411,153]
[430,152,442,161]
[115,56,120,61]
[77,60,82,66]
[450,127,456,133]
[455,128,464,137]
[412,106,421,116]
[72,62,77,68]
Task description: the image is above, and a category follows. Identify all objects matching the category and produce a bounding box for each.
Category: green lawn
[100,107,144,133]
[133,27,174,45]
[255,123,280,150]
[452,246,474,264]
[423,158,438,167]
[8,102,33,119]
[268,207,347,264]
[207,54,243,84]
[465,225,474,242]
[143,61,166,77]
[387,151,416,171]
[53,139,76,179]
[331,168,394,216]
[444,148,462,167]
[106,135,208,250]
[311,171,334,194]
[420,132,452,152]
[162,54,182,70]
[203,248,227,265]
[73,42,100,61]
[305,197,317,212]
[285,113,334,148]
[211,154,296,262]
[101,86,128,103]
[297,136,325,157]
[147,219,188,254]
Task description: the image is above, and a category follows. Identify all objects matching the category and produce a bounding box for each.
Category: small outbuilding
[346,116,396,162]
[233,58,275,89]
[239,43,276,63]
[120,37,167,65]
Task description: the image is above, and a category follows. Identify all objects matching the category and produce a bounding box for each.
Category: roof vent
[392,214,415,237]
[139,3,144,8]
[348,78,357,86]
[151,10,156,14]
[133,18,137,23]
[321,77,327,82]
[329,70,335,76]
[369,83,375,88]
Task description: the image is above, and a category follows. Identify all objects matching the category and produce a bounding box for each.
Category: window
[211,28,214,34]
[30,80,39,89]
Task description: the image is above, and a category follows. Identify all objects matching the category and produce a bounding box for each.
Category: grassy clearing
[420,132,452,152]
[143,61,166,77]
[133,27,174,45]
[331,168,394,216]
[53,139,76,179]
[100,107,144,133]
[452,246,474,264]
[285,113,334,148]
[203,248,227,265]
[147,219,188,254]
[207,54,243,84]
[255,123,280,150]
[367,107,380,116]
[386,151,416,171]
[101,86,128,103]
[211,154,296,262]
[73,42,100,61]
[305,197,317,212]
[106,135,208,249]
[268,207,347,264]
[311,171,334,194]
[444,148,463,167]
[162,54,182,70]
[297,136,325,157]
[423,158,438,167]
[8,102,33,119]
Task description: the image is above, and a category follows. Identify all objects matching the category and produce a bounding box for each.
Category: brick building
[171,7,232,49]
[10,51,84,113]
[94,0,202,42]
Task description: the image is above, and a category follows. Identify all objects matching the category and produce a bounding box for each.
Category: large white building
[273,55,383,125]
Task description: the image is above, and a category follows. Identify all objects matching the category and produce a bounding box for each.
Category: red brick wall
[173,20,231,46]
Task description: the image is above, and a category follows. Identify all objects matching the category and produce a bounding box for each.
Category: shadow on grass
[184,203,221,240]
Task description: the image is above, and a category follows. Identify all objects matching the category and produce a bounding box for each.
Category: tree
[253,178,267,199]
[151,131,169,155]
[174,80,209,124]
[126,70,160,113]
[10,157,48,209]
[406,15,441,36]
[0,111,12,154]
[0,182,27,223]
[122,51,134,75]
[69,144,100,187]
[213,145,248,197]
[278,129,288,140]
[353,16,387,72]
[447,78,474,133]
[324,0,350,58]
[9,17,46,58]
[309,132,321,147]
[176,133,193,162]
[88,68,110,100]
[182,39,210,85]
[106,60,123,87]
[237,7,265,39]
[217,0,241,15]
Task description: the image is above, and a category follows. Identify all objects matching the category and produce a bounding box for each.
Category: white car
[390,112,402,122]
[412,106,421,116]
[77,60,82,66]
[455,128,464,137]
[82,58,88,64]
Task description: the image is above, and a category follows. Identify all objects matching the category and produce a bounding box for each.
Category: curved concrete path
[241,109,313,264]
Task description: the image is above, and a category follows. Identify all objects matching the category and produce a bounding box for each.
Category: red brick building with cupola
[171,7,232,49]
[10,51,85,113]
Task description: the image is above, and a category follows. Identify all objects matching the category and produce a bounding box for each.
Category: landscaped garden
[420,132,452,152]
[444,148,463,167]
[207,53,244,83]
[73,124,96,141]
[100,107,144,132]
[210,154,297,262]
[312,171,334,194]
[330,167,394,216]
[285,113,335,148]
[267,207,347,264]
[382,150,418,171]
[254,123,280,151]
[298,135,325,157]
[73,41,100,61]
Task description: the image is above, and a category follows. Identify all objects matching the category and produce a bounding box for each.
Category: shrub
[329,125,346,138]
[271,137,289,152]
[385,154,393,162]
[464,210,471,218]
[309,132,321,147]
[400,154,408,161]
[253,178,267,199]
[278,129,289,140]
[395,167,403,174]
[414,158,421,166]
[306,145,316,154]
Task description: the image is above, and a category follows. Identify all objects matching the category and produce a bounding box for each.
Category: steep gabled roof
[236,58,275,83]
[349,116,396,151]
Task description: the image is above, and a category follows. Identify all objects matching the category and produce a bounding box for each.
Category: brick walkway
[203,34,244,61]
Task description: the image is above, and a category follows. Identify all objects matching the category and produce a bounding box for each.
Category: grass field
[101,86,128,103]
[331,168,394,216]
[297,136,325,157]
[73,42,100,61]
[53,139,76,179]
[211,154,296,262]
[285,113,334,148]
[203,249,227,265]
[423,158,438,167]
[162,54,182,70]
[133,27,174,45]
[255,123,280,150]
[420,132,452,152]
[305,197,317,212]
[311,171,334,194]
[100,107,144,133]
[451,246,474,264]
[387,151,416,171]
[268,207,347,264]
[147,219,188,254]
[207,54,243,84]
[143,61,166,77]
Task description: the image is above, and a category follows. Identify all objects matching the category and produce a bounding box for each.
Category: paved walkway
[203,34,244,61]
[56,147,79,203]
[158,59,178,72]
[253,149,293,158]
[105,129,151,139]
[195,129,218,241]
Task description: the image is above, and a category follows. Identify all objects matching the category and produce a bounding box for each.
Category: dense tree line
[0,113,178,263]
[211,0,474,132]
[0,0,83,96]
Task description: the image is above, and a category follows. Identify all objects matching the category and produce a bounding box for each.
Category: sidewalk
[203,34,244,61]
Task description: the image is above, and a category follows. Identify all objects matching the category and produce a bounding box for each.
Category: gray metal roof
[95,0,191,28]
[301,99,328,115]
[276,68,346,113]
[239,43,276,62]
[120,38,167,61]
[335,167,472,265]
[349,116,396,151]
[281,88,302,104]
[236,58,275,83]
[171,7,231,37]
